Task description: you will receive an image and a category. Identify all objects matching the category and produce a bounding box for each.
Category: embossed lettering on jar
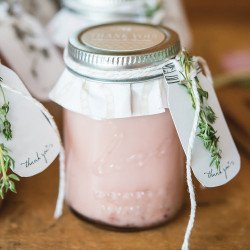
[50,22,186,229]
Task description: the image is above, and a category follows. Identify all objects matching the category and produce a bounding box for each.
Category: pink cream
[64,109,185,228]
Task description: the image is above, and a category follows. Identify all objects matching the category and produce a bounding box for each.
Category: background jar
[50,22,186,230]
[47,0,191,50]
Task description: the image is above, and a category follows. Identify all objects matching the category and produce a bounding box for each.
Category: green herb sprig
[145,2,162,18]
[0,144,19,199]
[179,51,222,170]
[0,77,19,199]
[0,80,12,140]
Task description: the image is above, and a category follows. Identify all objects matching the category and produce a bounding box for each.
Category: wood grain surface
[0,2,250,250]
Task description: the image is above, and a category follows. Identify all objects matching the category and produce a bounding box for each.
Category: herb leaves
[145,2,162,18]
[0,77,19,199]
[179,51,222,170]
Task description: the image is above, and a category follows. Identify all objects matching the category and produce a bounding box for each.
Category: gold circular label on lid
[80,23,167,52]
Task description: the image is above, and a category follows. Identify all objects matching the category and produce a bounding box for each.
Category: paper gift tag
[0,64,60,177]
[0,3,63,101]
[163,58,240,187]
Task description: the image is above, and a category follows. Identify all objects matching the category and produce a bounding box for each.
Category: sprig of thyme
[0,77,19,199]
[145,1,162,18]
[0,79,12,140]
[179,50,222,170]
[0,144,19,199]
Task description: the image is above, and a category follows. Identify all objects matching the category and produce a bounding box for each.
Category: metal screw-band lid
[67,22,180,74]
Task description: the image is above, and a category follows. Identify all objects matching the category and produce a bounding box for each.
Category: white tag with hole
[163,58,240,187]
[0,64,60,177]
[0,3,63,101]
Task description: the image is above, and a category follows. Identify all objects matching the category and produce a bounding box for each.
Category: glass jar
[47,0,191,49]
[50,22,185,230]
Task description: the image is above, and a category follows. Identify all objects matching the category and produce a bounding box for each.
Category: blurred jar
[50,22,185,229]
[162,0,192,49]
[47,0,191,49]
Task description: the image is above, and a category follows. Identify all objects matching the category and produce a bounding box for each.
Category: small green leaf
[9,174,20,181]
[9,180,17,193]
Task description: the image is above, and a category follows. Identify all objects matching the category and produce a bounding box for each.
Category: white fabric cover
[49,69,169,119]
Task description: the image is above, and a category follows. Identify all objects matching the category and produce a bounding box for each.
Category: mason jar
[47,0,191,49]
[50,22,185,230]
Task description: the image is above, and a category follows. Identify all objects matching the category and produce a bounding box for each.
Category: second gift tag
[0,2,63,101]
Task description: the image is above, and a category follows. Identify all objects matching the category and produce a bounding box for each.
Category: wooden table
[0,3,250,250]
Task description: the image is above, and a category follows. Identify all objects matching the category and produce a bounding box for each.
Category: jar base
[70,206,177,232]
